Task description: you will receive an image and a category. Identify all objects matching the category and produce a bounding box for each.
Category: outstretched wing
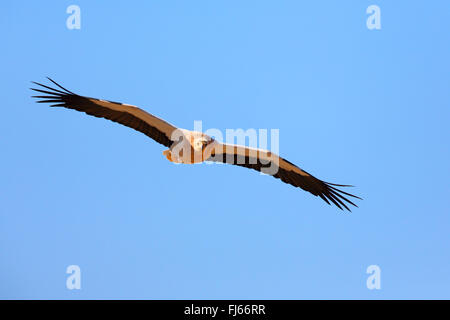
[207,143,361,211]
[31,78,178,147]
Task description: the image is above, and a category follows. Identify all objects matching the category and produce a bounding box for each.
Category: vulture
[31,78,361,211]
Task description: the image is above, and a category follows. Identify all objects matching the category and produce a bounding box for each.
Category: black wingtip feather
[327,184,363,200]
[326,182,355,187]
[326,193,344,211]
[318,193,331,205]
[30,88,63,96]
[32,81,67,95]
[46,77,75,94]
[329,188,358,208]
[31,79,70,107]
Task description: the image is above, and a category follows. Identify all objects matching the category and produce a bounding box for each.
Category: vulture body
[31,78,361,211]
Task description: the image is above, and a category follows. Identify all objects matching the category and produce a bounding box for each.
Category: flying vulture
[31,78,361,211]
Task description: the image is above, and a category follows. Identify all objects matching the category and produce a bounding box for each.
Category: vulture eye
[194,139,207,150]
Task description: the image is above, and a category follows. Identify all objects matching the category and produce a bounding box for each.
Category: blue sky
[1,1,449,299]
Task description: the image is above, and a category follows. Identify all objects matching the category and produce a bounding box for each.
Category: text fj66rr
[228,305,266,316]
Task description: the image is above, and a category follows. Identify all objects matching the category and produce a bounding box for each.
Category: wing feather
[31,78,178,147]
[207,143,361,211]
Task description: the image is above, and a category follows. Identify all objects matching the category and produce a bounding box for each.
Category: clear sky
[1,1,449,299]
